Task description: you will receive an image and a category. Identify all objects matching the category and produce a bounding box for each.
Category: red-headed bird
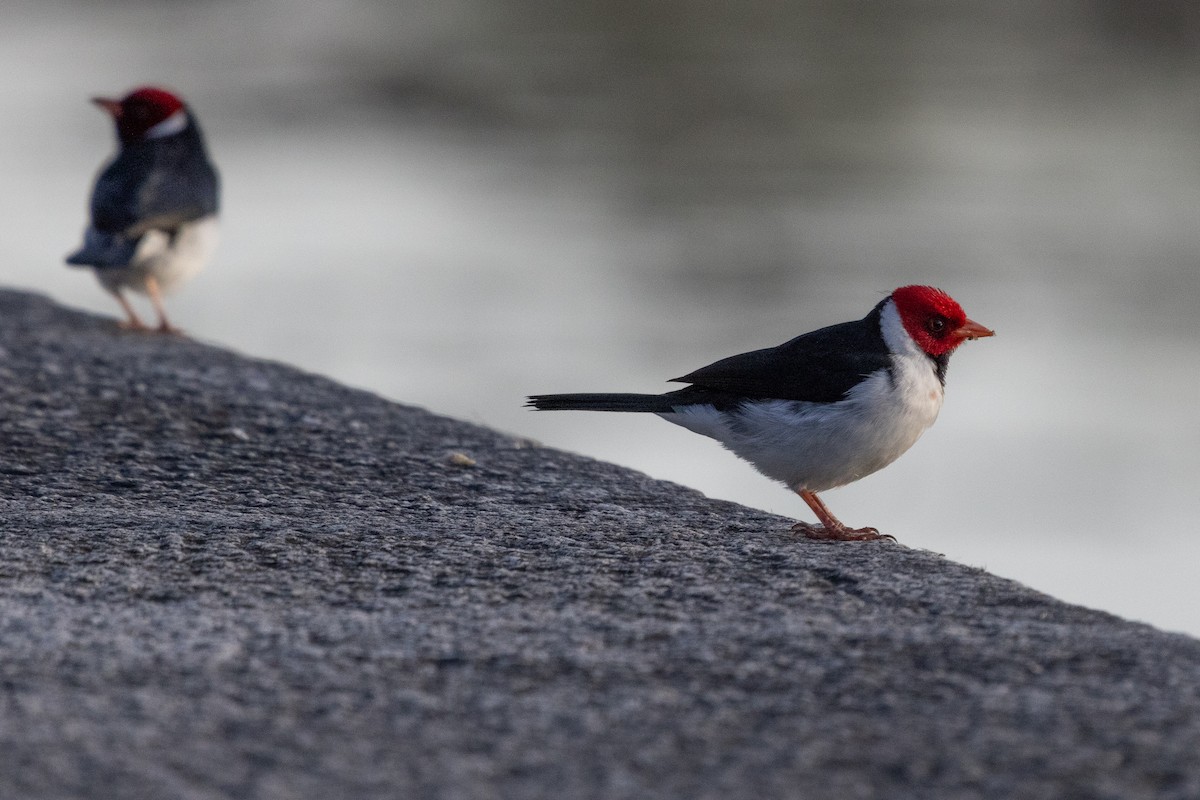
[67,87,219,334]
[528,286,993,541]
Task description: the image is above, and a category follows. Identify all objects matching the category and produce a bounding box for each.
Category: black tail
[526,392,677,413]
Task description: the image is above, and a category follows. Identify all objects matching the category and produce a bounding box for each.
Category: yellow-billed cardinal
[66,87,220,334]
[528,286,993,541]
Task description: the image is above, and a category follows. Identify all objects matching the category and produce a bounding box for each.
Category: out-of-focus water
[3,0,1199,635]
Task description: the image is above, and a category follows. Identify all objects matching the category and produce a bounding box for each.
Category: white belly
[95,215,219,295]
[661,354,945,492]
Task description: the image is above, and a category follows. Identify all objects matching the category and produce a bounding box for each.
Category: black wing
[670,301,892,404]
[90,121,219,236]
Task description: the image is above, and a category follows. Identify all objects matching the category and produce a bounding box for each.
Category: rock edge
[1,289,1198,800]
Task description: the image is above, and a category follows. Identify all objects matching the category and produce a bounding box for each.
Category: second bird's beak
[91,97,123,118]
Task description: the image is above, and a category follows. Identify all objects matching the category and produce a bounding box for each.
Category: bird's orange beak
[91,97,123,118]
[954,319,995,341]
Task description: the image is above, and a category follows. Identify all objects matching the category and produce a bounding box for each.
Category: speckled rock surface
[1,288,1198,800]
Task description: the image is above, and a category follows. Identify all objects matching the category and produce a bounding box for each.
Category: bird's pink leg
[144,276,182,335]
[112,291,149,332]
[791,489,895,542]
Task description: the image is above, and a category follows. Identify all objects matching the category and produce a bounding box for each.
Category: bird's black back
[91,118,219,236]
[670,301,892,403]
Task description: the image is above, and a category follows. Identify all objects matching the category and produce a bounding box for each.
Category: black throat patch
[931,352,949,385]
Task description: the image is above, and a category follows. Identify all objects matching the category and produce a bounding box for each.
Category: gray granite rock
[1,288,1197,800]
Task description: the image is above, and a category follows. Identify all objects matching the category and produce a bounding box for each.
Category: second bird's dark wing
[69,123,219,269]
[90,124,219,237]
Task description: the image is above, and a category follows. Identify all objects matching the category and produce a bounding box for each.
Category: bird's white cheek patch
[145,110,188,139]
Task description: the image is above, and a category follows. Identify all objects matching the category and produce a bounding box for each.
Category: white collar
[145,109,188,139]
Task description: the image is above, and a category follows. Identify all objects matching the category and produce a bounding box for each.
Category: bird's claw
[791,522,896,542]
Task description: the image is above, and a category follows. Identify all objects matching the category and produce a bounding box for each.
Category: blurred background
[2,0,1198,635]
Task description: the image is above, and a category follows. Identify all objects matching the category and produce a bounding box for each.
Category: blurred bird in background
[66,86,219,334]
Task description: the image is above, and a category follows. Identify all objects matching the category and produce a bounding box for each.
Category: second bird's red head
[92,86,187,144]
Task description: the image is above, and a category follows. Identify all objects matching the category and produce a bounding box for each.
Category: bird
[66,86,220,334]
[528,286,994,541]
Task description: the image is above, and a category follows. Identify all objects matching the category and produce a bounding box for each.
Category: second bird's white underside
[94,215,219,297]
[659,299,945,492]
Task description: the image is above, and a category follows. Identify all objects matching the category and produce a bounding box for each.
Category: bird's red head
[890,285,994,357]
[92,87,186,144]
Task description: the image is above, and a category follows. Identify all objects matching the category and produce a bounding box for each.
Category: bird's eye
[926,317,947,335]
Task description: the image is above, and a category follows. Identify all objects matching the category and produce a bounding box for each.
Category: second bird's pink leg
[145,276,182,335]
[112,291,149,331]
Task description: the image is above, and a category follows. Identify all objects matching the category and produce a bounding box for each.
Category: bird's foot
[116,319,150,333]
[155,322,184,336]
[791,522,896,542]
